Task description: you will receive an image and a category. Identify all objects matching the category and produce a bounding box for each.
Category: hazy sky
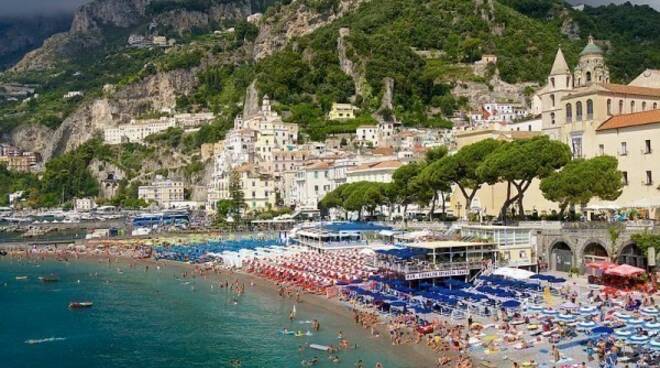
[0,0,91,17]
[0,0,657,16]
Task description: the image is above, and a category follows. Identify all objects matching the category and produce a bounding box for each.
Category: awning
[604,264,645,277]
[492,267,535,280]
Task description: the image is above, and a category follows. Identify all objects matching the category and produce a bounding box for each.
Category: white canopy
[492,267,535,280]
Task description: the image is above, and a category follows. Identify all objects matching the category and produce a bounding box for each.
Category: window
[642,101,647,111]
[550,112,556,125]
[622,171,628,185]
[314,185,319,192]
[645,140,652,154]
[550,94,555,107]
[551,77,555,88]
[631,101,636,113]
[619,100,624,114]
[654,103,658,109]
[571,136,583,158]
[576,101,583,121]
[566,76,570,87]
[607,99,612,115]
[566,103,573,123]
[587,99,594,120]
[314,171,319,179]
[599,144,605,155]
[645,171,653,186]
[586,71,592,82]
[528,125,532,131]
[620,142,628,156]
[252,191,256,198]
[252,181,255,187]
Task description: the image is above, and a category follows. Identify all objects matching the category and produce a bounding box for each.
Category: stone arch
[550,240,574,272]
[617,241,647,269]
[581,240,609,264]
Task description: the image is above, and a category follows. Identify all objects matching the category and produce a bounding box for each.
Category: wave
[25,337,67,344]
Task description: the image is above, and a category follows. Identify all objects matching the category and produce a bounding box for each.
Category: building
[594,110,660,220]
[210,163,277,212]
[64,91,83,99]
[138,176,185,208]
[470,103,527,125]
[74,197,97,212]
[174,112,215,128]
[0,151,39,172]
[346,160,402,183]
[460,225,539,269]
[507,117,543,132]
[355,125,378,146]
[328,103,357,120]
[104,117,176,144]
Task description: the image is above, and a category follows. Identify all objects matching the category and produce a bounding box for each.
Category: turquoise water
[0,258,417,368]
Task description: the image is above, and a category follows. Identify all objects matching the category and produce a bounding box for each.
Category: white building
[346,160,402,183]
[507,117,543,132]
[104,117,176,145]
[74,197,96,212]
[470,103,527,125]
[138,176,185,208]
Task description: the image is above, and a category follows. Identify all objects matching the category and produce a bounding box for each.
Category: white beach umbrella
[528,304,545,311]
[627,335,650,345]
[543,308,558,316]
[614,329,633,338]
[643,321,660,331]
[557,313,577,322]
[650,339,660,350]
[579,306,598,315]
[640,307,660,316]
[577,321,597,330]
[614,311,632,320]
[628,318,645,326]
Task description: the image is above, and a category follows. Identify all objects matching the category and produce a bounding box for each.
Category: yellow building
[595,110,660,220]
[328,103,357,120]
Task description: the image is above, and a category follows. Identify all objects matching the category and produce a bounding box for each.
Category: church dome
[579,36,603,56]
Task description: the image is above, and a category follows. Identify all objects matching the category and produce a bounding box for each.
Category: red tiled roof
[596,109,660,131]
[602,83,660,97]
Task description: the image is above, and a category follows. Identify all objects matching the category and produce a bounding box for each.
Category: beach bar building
[292,222,390,252]
[460,225,539,271]
[373,240,497,284]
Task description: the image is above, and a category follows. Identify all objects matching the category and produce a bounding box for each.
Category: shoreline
[2,251,442,368]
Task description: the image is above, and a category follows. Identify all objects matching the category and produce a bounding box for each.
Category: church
[537,36,660,218]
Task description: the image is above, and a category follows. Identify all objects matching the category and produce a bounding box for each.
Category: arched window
[551,77,555,88]
[551,112,556,125]
[654,102,658,109]
[576,101,583,121]
[619,100,624,114]
[566,103,573,123]
[566,76,570,87]
[642,101,647,111]
[578,78,581,86]
[587,99,594,120]
[550,94,555,107]
[586,71,592,82]
[607,99,612,115]
[631,101,636,113]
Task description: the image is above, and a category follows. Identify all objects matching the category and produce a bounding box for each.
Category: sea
[0,257,417,368]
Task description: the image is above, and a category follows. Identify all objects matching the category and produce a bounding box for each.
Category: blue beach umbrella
[591,326,613,335]
[614,329,633,338]
[627,334,650,345]
[650,339,660,350]
[502,300,521,309]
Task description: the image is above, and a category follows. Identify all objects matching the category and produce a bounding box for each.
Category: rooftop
[348,160,401,173]
[579,36,603,57]
[406,240,493,250]
[596,109,660,131]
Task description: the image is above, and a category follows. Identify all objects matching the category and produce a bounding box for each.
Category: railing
[372,259,484,274]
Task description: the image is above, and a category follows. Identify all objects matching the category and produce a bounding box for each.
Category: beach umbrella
[557,313,578,322]
[640,307,660,316]
[650,339,660,350]
[579,306,598,315]
[614,329,633,338]
[502,300,521,309]
[614,311,632,320]
[591,326,614,335]
[527,304,544,311]
[643,321,660,331]
[627,335,650,345]
[542,308,558,316]
[577,321,597,330]
[628,318,645,326]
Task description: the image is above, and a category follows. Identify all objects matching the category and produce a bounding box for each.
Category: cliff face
[70,0,149,33]
[38,68,198,161]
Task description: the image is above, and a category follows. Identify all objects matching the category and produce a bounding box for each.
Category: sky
[0,0,657,16]
[569,0,660,10]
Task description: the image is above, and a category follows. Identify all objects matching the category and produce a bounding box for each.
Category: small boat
[68,301,93,309]
[15,276,28,280]
[39,275,60,282]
